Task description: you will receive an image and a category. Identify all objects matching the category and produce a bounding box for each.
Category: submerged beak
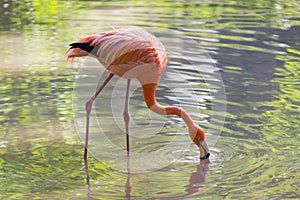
[199,140,210,160]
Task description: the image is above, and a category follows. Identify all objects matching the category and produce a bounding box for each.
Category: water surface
[0,0,300,199]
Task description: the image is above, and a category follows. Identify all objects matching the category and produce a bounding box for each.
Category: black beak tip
[200,153,210,160]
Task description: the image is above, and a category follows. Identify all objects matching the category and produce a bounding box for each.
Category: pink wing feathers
[66,27,168,82]
[91,27,167,67]
[67,27,167,68]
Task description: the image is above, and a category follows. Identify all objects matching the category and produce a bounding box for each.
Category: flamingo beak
[199,140,210,160]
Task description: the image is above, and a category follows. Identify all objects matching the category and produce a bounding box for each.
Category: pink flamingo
[66,27,210,175]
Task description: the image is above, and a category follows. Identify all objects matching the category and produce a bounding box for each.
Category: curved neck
[142,83,196,130]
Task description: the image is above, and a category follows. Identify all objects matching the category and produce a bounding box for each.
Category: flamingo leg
[124,79,131,199]
[123,79,131,153]
[125,153,131,199]
[84,72,114,185]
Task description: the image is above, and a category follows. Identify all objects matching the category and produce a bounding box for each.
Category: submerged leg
[125,152,131,199]
[84,73,114,185]
[123,79,131,153]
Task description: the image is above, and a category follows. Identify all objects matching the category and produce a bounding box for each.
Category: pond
[0,0,300,199]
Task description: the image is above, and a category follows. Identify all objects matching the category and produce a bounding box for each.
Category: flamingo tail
[69,43,99,56]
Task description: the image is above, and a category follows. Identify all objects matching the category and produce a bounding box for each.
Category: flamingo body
[67,27,167,84]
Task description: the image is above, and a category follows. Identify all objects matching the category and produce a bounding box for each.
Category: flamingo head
[191,126,210,160]
[65,35,98,62]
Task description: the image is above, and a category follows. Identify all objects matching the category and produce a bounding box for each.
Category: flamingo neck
[142,83,196,131]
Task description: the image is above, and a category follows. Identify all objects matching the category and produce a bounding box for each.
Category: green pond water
[0,0,300,199]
